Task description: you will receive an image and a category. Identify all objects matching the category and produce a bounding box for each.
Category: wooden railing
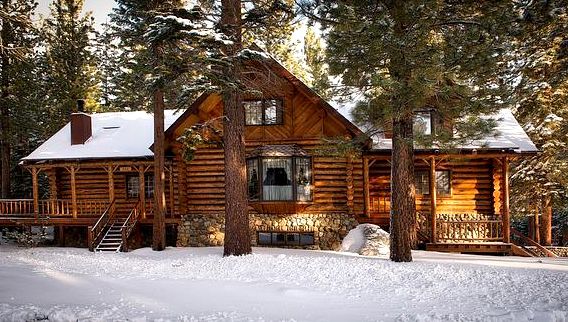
[369,195,390,214]
[121,199,142,252]
[88,199,116,251]
[0,199,34,216]
[436,219,503,242]
[511,227,558,258]
[0,199,110,218]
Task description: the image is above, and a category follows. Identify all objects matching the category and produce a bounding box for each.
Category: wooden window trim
[247,156,313,202]
[414,169,452,198]
[125,174,154,200]
[244,98,284,126]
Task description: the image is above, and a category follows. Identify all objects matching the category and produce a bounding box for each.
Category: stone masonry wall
[177,213,358,250]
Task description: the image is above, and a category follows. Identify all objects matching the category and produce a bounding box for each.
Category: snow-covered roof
[372,109,538,153]
[23,110,184,162]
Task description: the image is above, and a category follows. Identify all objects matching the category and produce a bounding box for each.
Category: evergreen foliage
[303,26,331,100]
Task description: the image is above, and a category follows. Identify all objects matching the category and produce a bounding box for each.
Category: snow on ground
[0,246,567,322]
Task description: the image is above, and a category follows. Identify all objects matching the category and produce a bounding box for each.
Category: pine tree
[509,0,568,245]
[41,0,100,134]
[302,1,510,261]
[303,26,331,100]
[0,0,38,198]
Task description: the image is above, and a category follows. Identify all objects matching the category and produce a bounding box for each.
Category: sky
[36,0,117,28]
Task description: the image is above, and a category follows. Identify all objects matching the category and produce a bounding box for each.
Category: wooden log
[70,166,78,219]
[429,157,437,243]
[363,157,370,218]
[32,168,39,219]
[501,157,510,243]
[541,196,552,246]
[138,167,146,219]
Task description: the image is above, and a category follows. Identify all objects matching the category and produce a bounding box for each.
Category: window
[414,111,433,135]
[244,99,284,125]
[126,174,154,199]
[247,156,312,202]
[414,170,451,196]
[257,231,315,246]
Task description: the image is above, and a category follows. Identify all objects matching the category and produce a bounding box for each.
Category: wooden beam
[68,166,78,219]
[168,166,174,218]
[31,167,39,220]
[533,203,540,244]
[346,156,354,215]
[429,156,437,243]
[363,157,370,218]
[106,166,116,217]
[501,156,510,243]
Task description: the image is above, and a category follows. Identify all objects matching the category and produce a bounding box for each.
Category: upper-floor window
[414,170,451,196]
[414,111,433,135]
[126,174,154,199]
[244,99,284,125]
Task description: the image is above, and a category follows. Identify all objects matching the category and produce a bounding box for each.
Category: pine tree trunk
[387,2,417,262]
[541,196,552,246]
[390,118,417,262]
[0,1,11,199]
[152,88,166,251]
[221,0,251,256]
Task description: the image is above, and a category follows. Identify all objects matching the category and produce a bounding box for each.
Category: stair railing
[511,227,558,258]
[87,199,116,252]
[120,199,142,252]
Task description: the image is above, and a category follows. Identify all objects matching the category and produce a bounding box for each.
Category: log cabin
[0,56,540,255]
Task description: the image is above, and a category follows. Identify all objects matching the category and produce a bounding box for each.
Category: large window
[247,156,312,202]
[414,170,451,196]
[244,99,284,125]
[126,174,154,199]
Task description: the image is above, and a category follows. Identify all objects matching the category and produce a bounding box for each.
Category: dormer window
[244,99,284,125]
[414,111,433,135]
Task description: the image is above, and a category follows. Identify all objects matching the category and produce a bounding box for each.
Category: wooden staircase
[88,199,141,253]
[95,220,126,252]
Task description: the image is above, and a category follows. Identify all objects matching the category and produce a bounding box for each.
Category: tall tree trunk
[152,88,166,251]
[0,0,12,199]
[388,1,417,262]
[541,195,552,246]
[221,0,251,256]
[390,118,416,262]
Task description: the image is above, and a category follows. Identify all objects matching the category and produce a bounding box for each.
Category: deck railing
[121,199,142,252]
[369,195,390,214]
[0,199,34,216]
[436,219,503,242]
[0,199,110,218]
[88,199,116,251]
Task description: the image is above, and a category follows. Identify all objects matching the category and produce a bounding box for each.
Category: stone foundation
[177,213,358,250]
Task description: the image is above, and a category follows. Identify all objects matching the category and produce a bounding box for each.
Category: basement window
[244,99,284,125]
[257,231,315,246]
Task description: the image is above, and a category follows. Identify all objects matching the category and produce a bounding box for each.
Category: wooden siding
[366,158,497,225]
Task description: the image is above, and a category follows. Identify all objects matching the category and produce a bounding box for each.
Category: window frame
[413,169,452,198]
[257,231,315,246]
[244,98,284,126]
[125,174,155,199]
[246,156,313,202]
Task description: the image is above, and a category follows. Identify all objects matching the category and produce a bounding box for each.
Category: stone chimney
[70,99,92,145]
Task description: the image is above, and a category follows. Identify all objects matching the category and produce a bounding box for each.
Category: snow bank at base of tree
[0,246,567,321]
[341,223,390,256]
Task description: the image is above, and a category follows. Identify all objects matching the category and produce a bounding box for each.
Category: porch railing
[369,195,390,214]
[0,199,110,218]
[88,199,116,251]
[436,219,503,242]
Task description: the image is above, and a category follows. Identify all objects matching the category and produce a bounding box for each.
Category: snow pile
[341,224,390,256]
[1,246,567,321]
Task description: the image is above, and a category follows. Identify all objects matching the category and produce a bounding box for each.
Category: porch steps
[95,220,125,252]
[426,242,513,255]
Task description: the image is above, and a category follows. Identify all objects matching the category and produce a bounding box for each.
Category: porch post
[106,165,115,216]
[70,166,78,219]
[501,156,510,243]
[138,166,146,219]
[363,157,370,217]
[429,156,437,243]
[533,203,540,244]
[32,167,39,220]
[542,196,552,246]
[168,165,174,218]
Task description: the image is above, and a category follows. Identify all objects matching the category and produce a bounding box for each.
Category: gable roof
[163,51,368,143]
[22,110,184,162]
[371,109,538,154]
